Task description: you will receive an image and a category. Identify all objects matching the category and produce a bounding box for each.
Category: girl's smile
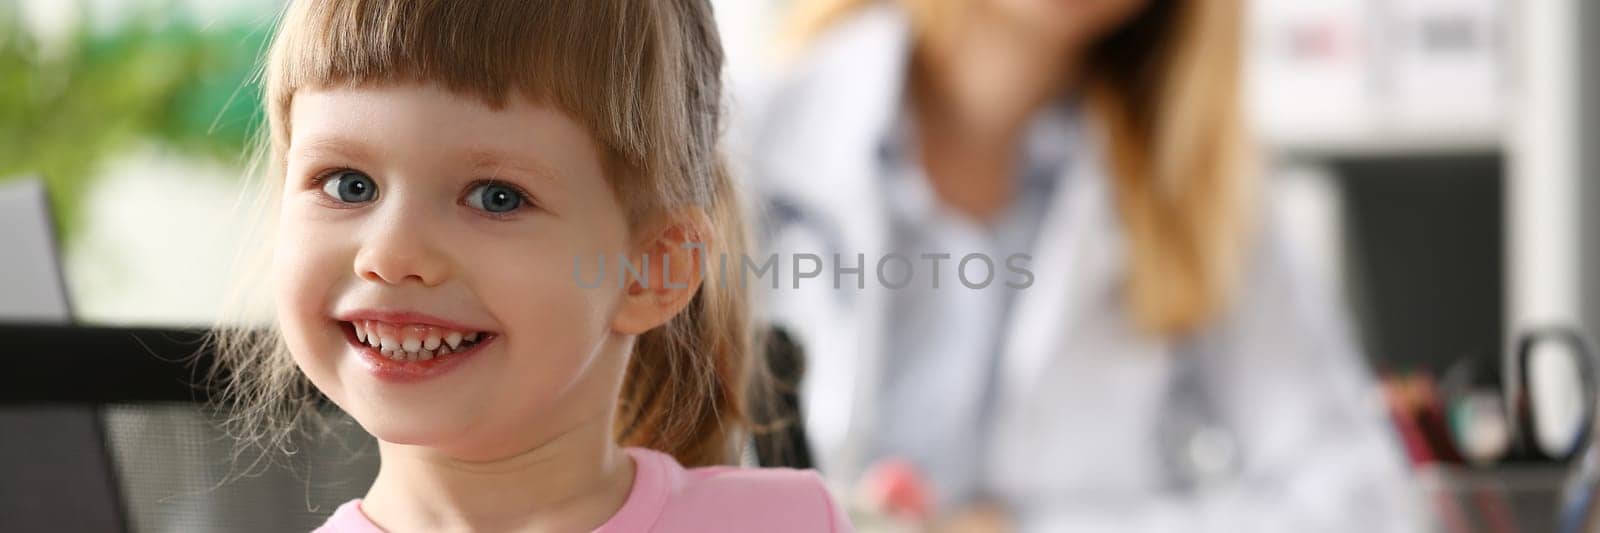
[334,309,501,383]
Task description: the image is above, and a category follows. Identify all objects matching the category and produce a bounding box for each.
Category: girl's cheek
[270,221,336,335]
[269,224,312,305]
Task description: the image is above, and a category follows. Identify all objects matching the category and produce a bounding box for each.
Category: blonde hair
[209,0,756,468]
[789,0,1255,336]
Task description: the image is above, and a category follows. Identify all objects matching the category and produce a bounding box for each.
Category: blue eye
[466,182,525,213]
[319,170,377,203]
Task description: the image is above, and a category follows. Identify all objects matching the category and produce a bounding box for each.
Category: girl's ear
[611,209,711,335]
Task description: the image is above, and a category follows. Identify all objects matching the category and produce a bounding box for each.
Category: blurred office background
[1,0,1596,531]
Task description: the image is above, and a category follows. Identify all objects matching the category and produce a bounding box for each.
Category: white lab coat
[732,4,1428,532]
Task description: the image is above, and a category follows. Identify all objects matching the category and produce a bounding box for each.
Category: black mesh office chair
[2,325,379,532]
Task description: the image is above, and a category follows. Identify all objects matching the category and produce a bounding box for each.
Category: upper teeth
[351,320,483,362]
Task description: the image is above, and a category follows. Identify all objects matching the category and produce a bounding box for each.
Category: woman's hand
[852,458,1013,533]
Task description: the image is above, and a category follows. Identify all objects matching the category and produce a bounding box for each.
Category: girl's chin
[361,418,471,449]
[364,423,518,462]
[342,401,480,448]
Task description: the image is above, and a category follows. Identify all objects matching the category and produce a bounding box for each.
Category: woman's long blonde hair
[791,0,1254,336]
[209,0,756,468]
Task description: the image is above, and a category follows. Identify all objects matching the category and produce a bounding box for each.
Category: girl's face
[271,83,637,459]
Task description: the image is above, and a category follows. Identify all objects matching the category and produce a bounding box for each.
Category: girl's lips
[335,309,494,335]
[338,321,493,383]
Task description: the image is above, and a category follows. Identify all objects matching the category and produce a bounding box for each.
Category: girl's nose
[352,208,450,287]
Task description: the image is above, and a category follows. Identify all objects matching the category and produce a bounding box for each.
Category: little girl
[209,1,850,531]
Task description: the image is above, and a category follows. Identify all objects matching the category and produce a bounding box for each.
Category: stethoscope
[1157,334,1242,491]
[761,194,849,257]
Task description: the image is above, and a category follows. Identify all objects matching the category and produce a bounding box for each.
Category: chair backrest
[0,177,72,322]
[0,176,126,532]
[4,322,382,532]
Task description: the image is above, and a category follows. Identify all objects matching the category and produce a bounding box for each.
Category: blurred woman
[738,0,1425,530]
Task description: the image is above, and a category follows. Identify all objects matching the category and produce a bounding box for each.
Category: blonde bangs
[263,0,708,218]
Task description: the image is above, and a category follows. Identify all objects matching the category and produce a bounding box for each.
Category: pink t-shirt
[314,447,853,532]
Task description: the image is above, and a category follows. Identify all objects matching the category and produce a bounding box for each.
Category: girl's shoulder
[607,447,853,533]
